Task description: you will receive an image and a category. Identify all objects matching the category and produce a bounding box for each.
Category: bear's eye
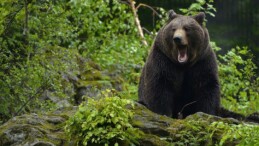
[184,26,191,31]
[172,28,176,32]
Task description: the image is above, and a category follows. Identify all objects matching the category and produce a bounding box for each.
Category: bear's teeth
[178,49,188,63]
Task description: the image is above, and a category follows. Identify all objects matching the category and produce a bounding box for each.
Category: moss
[0,107,79,146]
[80,69,111,81]
[139,134,171,146]
[132,120,144,127]
[77,80,112,89]
[37,133,66,145]
[131,104,246,145]
[2,102,259,145]
[80,70,103,81]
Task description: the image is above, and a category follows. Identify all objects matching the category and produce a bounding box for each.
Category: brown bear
[138,10,220,118]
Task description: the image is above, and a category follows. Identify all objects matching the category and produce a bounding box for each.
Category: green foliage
[209,121,259,146]
[65,92,142,146]
[180,0,216,17]
[0,46,79,119]
[0,0,80,120]
[0,0,149,121]
[67,0,149,101]
[172,120,211,145]
[66,0,150,101]
[216,46,259,115]
[69,0,148,78]
[170,119,259,145]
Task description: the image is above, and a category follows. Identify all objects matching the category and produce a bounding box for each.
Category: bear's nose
[173,36,182,44]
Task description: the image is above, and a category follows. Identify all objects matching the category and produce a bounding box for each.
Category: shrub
[64,91,142,146]
[209,121,259,145]
[174,119,259,145]
[180,0,216,17]
[217,46,259,115]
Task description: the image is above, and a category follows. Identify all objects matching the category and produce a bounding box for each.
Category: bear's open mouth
[177,45,188,63]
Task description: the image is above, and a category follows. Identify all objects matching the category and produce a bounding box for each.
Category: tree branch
[128,0,148,46]
[136,3,160,17]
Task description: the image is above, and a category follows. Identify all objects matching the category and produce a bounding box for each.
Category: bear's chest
[165,67,199,98]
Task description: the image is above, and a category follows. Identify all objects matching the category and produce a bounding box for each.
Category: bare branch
[136,3,160,17]
[142,27,152,35]
[128,0,148,46]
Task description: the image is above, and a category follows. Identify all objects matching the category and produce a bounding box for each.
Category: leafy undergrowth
[173,117,259,146]
[64,91,142,146]
[63,98,259,146]
[209,121,259,145]
[215,45,259,116]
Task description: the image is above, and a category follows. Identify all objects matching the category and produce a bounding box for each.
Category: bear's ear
[168,10,177,20]
[193,12,205,25]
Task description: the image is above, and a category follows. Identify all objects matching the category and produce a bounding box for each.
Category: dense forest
[0,0,259,145]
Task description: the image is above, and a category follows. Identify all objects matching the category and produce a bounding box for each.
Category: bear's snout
[173,36,182,44]
[173,29,188,46]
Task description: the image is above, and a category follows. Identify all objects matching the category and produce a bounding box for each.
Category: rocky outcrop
[132,103,252,146]
[0,103,258,146]
[0,107,77,146]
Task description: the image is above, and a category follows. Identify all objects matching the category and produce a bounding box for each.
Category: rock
[0,103,258,146]
[39,60,125,106]
[40,90,73,109]
[73,65,124,104]
[0,107,77,146]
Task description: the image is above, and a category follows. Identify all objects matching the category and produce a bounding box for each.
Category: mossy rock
[0,107,77,146]
[132,103,259,146]
[1,103,258,146]
[74,63,125,103]
[80,70,110,81]
[77,80,112,89]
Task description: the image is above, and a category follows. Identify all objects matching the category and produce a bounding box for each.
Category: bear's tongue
[178,48,188,63]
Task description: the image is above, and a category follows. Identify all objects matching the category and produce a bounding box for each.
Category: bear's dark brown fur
[138,10,220,118]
